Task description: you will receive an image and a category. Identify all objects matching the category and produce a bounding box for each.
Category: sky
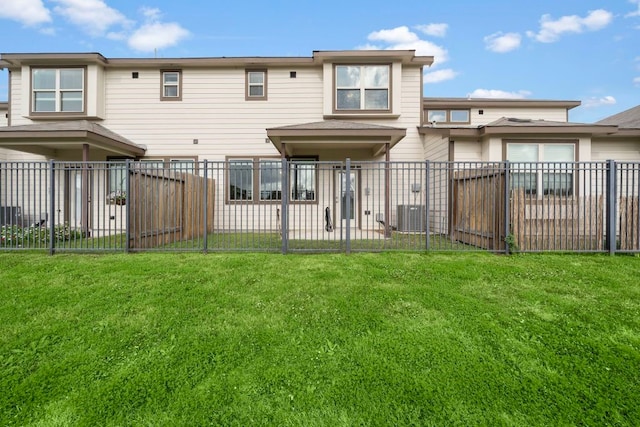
[0,0,639,123]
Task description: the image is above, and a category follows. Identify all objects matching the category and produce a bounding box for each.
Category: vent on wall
[132,72,139,79]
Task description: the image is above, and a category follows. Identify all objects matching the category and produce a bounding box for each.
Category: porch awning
[0,120,146,160]
[266,120,406,157]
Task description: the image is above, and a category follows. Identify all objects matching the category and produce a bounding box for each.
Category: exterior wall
[423,134,449,161]
[453,140,482,162]
[591,139,640,161]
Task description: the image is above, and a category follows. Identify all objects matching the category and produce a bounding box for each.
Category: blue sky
[0,0,639,122]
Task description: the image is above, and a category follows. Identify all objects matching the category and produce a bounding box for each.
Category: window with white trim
[246,70,267,100]
[336,65,389,111]
[32,68,84,113]
[507,143,575,196]
[161,70,182,100]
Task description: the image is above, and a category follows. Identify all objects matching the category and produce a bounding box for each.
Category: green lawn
[1,252,639,426]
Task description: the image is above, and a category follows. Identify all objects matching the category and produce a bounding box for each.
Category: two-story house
[0,50,638,245]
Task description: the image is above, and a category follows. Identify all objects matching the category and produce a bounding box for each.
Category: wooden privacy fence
[128,169,215,249]
[511,190,604,251]
[451,167,506,251]
[620,196,639,250]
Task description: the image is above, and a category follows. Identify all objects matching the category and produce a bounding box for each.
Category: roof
[0,120,146,158]
[418,117,617,138]
[596,105,640,129]
[267,120,406,157]
[0,50,433,69]
[423,97,581,110]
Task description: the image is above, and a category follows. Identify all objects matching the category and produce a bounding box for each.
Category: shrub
[0,223,85,248]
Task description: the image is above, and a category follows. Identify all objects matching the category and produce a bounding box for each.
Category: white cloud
[128,22,190,52]
[633,77,640,86]
[527,9,613,43]
[583,96,617,108]
[126,7,190,52]
[415,23,448,37]
[626,0,640,18]
[468,89,532,99]
[484,32,522,53]
[364,26,449,66]
[424,69,458,83]
[52,0,132,37]
[0,0,51,26]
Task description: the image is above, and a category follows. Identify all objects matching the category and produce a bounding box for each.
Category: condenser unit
[397,205,426,232]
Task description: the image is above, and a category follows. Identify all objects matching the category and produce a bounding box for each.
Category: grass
[1,252,639,426]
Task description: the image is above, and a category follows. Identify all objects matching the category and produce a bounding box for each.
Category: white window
[426,109,470,124]
[507,143,575,196]
[246,70,267,100]
[170,159,195,174]
[32,68,84,113]
[336,65,389,111]
[161,71,181,100]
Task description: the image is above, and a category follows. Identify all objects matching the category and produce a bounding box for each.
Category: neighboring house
[0,102,7,161]
[420,97,640,164]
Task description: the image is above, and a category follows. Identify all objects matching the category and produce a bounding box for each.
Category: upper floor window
[335,65,390,111]
[161,70,182,101]
[507,142,575,196]
[32,68,84,113]
[426,109,470,124]
[246,70,267,100]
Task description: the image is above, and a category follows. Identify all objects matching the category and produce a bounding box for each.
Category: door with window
[336,170,358,229]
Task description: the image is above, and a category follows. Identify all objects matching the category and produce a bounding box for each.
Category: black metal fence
[1,160,638,254]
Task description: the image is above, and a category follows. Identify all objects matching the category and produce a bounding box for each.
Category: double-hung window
[161,70,182,101]
[507,142,575,196]
[229,160,255,201]
[32,68,84,113]
[246,70,267,100]
[335,65,390,111]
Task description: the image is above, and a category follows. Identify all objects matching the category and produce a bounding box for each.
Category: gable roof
[596,105,640,129]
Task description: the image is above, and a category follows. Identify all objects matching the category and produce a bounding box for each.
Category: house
[0,50,637,250]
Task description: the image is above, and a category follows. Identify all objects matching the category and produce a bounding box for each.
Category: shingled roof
[596,105,640,129]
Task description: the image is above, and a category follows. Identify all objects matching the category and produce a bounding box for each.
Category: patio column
[385,142,391,238]
[81,143,90,237]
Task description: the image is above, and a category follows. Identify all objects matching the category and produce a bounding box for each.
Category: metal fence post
[425,160,430,251]
[49,160,56,256]
[125,159,131,253]
[203,159,208,254]
[345,158,351,255]
[281,157,289,254]
[606,159,617,255]
[503,160,511,254]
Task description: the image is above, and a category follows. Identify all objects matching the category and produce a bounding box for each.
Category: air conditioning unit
[397,205,426,232]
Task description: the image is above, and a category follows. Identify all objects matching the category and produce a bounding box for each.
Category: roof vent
[507,118,532,123]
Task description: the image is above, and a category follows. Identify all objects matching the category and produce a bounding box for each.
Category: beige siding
[422,134,449,161]
[104,66,324,159]
[591,140,640,162]
[453,141,482,162]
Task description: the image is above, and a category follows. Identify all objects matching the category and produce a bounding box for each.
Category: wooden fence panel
[129,169,215,249]
[620,196,639,250]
